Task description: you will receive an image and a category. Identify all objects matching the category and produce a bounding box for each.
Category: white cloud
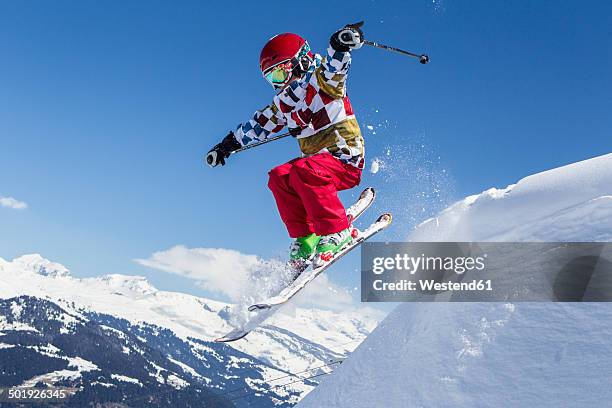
[135,245,259,301]
[0,196,28,210]
[135,245,366,312]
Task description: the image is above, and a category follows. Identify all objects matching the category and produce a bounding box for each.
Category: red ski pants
[267,153,362,238]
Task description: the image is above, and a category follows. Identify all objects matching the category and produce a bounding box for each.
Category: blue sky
[1,1,610,308]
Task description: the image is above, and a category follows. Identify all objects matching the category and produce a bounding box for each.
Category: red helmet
[259,33,314,89]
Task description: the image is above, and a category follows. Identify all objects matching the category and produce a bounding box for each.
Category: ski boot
[288,233,320,280]
[313,227,355,267]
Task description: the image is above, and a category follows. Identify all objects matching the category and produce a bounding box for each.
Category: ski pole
[231,131,291,154]
[363,39,430,64]
[205,131,291,166]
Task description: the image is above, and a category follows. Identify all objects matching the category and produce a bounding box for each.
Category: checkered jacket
[233,45,364,169]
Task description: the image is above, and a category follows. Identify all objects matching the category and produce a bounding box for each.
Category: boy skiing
[207,22,366,273]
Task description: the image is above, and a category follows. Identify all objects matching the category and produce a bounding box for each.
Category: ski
[213,188,382,343]
[248,213,392,312]
[214,307,277,343]
[347,187,376,224]
[214,213,391,343]
[214,329,250,343]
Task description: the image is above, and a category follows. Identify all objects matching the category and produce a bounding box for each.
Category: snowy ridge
[299,153,612,407]
[0,254,70,277]
[0,260,378,365]
[411,153,612,241]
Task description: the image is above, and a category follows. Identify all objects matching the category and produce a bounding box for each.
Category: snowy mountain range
[299,153,612,407]
[0,254,380,407]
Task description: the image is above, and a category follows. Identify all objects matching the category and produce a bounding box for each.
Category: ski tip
[214,337,237,343]
[248,304,271,312]
[377,213,393,224]
[359,187,375,200]
[214,331,249,343]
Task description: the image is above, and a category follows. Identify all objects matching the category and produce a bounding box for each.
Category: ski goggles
[263,60,293,88]
[263,42,312,89]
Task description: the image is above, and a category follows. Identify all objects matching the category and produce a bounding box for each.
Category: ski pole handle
[363,39,430,64]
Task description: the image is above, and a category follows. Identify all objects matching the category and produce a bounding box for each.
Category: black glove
[206,131,242,167]
[330,21,365,52]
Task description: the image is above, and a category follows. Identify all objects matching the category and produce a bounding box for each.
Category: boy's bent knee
[268,163,292,190]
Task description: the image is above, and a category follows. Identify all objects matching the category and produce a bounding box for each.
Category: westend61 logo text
[372,253,486,275]
[363,243,612,302]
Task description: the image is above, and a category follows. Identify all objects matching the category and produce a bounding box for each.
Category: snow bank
[299,302,612,407]
[298,154,612,408]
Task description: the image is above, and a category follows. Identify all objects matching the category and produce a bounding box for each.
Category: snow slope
[0,254,380,404]
[410,153,612,242]
[298,154,612,407]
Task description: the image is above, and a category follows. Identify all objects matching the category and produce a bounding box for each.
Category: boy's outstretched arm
[207,22,364,167]
[207,101,287,167]
[317,21,365,99]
